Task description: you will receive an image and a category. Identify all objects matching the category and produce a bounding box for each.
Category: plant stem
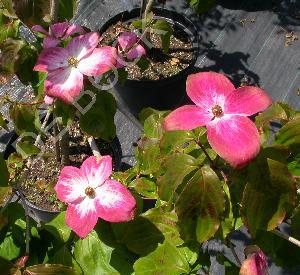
[143,0,154,18]
[26,109,52,167]
[34,109,51,147]
[15,188,30,255]
[50,0,59,23]
[272,229,300,248]
[59,126,70,166]
[0,192,17,215]
[196,136,215,168]
[16,100,45,106]
[87,136,102,157]
[52,114,61,163]
[140,0,147,19]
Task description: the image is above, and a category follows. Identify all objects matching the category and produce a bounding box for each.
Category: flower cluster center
[211,105,223,117]
[85,187,95,198]
[68,56,78,67]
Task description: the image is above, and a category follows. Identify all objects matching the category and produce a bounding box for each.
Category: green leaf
[48,245,75,267]
[255,103,289,128]
[160,130,195,155]
[55,99,76,126]
[129,177,157,199]
[0,187,12,205]
[112,217,164,255]
[79,92,116,141]
[0,112,8,130]
[0,234,21,260]
[143,115,163,138]
[241,152,297,237]
[15,43,38,84]
[142,206,183,246]
[16,141,40,159]
[0,19,19,44]
[136,137,161,175]
[143,112,167,139]
[12,0,50,27]
[139,108,168,125]
[136,57,150,72]
[117,68,128,86]
[288,152,300,176]
[219,182,242,239]
[117,216,164,256]
[0,0,17,18]
[32,71,47,99]
[24,264,79,275]
[58,0,76,21]
[133,241,190,275]
[0,38,24,74]
[291,206,300,239]
[74,231,119,275]
[255,230,300,268]
[188,0,215,14]
[44,212,71,243]
[0,256,16,275]
[0,154,9,187]
[178,243,199,266]
[175,166,225,243]
[275,119,300,147]
[6,152,23,175]
[255,103,290,145]
[158,153,198,201]
[74,227,135,275]
[9,103,40,135]
[152,20,173,54]
[131,12,154,30]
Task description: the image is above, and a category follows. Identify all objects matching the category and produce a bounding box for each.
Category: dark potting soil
[18,121,117,212]
[100,20,193,80]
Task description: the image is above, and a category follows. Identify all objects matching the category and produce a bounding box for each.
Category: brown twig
[50,0,59,23]
[87,136,102,157]
[52,113,61,163]
[143,0,154,18]
[16,100,45,106]
[272,229,300,248]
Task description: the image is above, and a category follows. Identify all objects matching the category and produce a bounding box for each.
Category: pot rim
[100,7,199,84]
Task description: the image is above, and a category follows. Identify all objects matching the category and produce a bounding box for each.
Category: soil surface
[100,20,193,80]
[18,121,117,211]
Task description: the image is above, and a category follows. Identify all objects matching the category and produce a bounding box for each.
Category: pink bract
[240,249,268,275]
[54,155,136,238]
[32,22,85,48]
[116,32,146,68]
[34,32,117,103]
[164,72,272,168]
[44,95,54,105]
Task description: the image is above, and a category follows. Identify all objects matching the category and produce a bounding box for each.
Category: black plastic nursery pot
[100,8,199,117]
[2,130,123,223]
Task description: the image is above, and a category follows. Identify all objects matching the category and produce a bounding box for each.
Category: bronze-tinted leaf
[175,166,225,243]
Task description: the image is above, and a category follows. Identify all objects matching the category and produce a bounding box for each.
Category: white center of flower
[211,105,223,118]
[85,187,95,198]
[68,56,79,67]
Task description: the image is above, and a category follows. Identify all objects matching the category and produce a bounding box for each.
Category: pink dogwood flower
[32,22,85,48]
[240,247,268,275]
[164,72,272,168]
[116,31,146,68]
[34,32,117,103]
[55,155,136,238]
